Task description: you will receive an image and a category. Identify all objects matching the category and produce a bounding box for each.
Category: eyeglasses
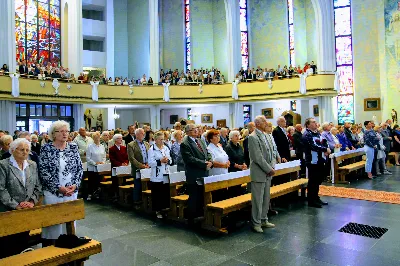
[15,148,30,153]
[55,130,70,134]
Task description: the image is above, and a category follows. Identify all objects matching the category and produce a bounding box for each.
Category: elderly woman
[225,130,247,172]
[164,131,172,148]
[100,131,110,156]
[109,134,128,168]
[170,130,185,172]
[86,132,106,201]
[30,134,41,155]
[148,131,173,219]
[363,121,380,179]
[0,135,13,159]
[286,126,295,148]
[329,127,343,153]
[373,125,391,175]
[207,129,230,176]
[0,138,42,258]
[337,126,354,151]
[39,120,83,244]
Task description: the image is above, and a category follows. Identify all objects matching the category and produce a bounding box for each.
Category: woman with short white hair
[225,130,247,172]
[0,138,42,258]
[30,134,41,155]
[0,135,13,160]
[39,120,83,245]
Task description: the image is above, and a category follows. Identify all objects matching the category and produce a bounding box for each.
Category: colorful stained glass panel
[26,0,38,24]
[289,25,294,49]
[241,32,248,55]
[290,50,295,66]
[38,2,50,26]
[185,22,190,37]
[27,47,38,62]
[239,0,247,8]
[16,21,26,47]
[16,46,26,62]
[334,0,350,8]
[337,66,353,94]
[334,7,351,36]
[335,36,353,65]
[288,0,294,24]
[185,0,189,4]
[15,0,25,22]
[185,5,190,21]
[50,51,60,65]
[27,23,39,48]
[337,95,354,124]
[50,28,60,48]
[38,26,50,50]
[240,9,247,31]
[38,49,49,65]
[242,56,249,69]
[50,0,60,6]
[50,5,60,28]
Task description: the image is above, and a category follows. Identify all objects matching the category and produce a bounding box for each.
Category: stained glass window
[334,0,354,124]
[15,0,61,66]
[185,0,191,71]
[288,0,295,66]
[239,0,249,69]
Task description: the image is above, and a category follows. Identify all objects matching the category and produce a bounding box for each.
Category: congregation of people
[1,114,399,257]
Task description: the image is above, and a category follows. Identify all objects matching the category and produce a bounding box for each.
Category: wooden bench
[119,184,134,207]
[387,152,396,167]
[203,163,305,233]
[0,199,101,265]
[330,149,365,184]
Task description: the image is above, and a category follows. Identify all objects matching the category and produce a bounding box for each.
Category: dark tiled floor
[80,166,400,266]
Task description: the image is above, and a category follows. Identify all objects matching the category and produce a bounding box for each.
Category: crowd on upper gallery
[0,59,318,87]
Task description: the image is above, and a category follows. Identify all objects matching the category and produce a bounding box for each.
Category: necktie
[195,139,204,153]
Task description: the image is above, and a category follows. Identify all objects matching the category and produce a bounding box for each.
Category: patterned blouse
[39,142,83,197]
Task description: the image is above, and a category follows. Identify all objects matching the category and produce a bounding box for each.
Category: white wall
[160,104,230,129]
[82,19,106,38]
[115,108,151,130]
[82,50,106,68]
[308,98,319,123]
[252,99,304,126]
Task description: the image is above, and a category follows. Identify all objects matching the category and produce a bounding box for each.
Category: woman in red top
[109,134,128,167]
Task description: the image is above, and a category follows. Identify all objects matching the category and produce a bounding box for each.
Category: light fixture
[113,106,120,120]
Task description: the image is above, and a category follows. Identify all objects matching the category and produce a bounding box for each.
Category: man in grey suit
[248,115,276,233]
[180,124,212,225]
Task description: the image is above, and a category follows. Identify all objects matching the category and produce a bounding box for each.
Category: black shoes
[308,201,322,208]
[317,198,328,205]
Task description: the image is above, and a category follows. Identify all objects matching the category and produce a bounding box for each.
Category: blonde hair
[154,131,164,140]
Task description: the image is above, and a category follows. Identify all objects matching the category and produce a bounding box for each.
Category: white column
[318,96,336,123]
[225,0,242,82]
[311,0,336,73]
[106,0,115,79]
[149,0,160,84]
[73,104,85,131]
[0,0,16,72]
[150,105,160,130]
[107,107,116,130]
[68,0,83,76]
[0,101,16,133]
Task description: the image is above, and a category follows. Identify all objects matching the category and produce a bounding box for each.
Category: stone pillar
[150,105,160,130]
[0,0,16,72]
[225,0,242,82]
[67,0,83,76]
[149,0,160,84]
[106,0,115,79]
[311,0,336,73]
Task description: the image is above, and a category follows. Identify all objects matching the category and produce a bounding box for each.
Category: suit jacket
[243,136,250,166]
[381,129,392,152]
[109,145,128,168]
[180,136,209,185]
[123,134,135,145]
[0,158,42,212]
[128,140,150,176]
[292,130,303,156]
[248,129,275,182]
[19,65,28,74]
[31,142,41,155]
[272,127,291,160]
[219,136,228,150]
[344,128,356,147]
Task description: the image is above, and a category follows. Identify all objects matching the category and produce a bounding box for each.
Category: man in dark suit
[344,122,357,147]
[18,60,28,75]
[272,116,290,162]
[219,128,228,149]
[243,122,255,167]
[180,124,212,225]
[292,124,305,176]
[128,128,150,207]
[123,125,136,145]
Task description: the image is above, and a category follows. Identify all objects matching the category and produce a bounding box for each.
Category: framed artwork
[313,105,319,117]
[201,114,213,123]
[170,115,178,124]
[364,98,381,111]
[262,108,273,119]
[290,100,297,111]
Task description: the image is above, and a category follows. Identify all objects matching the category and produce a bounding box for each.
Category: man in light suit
[180,124,212,226]
[248,115,276,233]
[128,128,150,207]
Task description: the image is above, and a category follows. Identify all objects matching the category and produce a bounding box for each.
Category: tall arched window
[239,0,249,69]
[334,0,354,124]
[185,0,191,71]
[287,0,295,66]
[15,0,62,66]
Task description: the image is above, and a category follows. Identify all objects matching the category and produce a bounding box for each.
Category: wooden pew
[0,199,102,265]
[330,148,365,184]
[203,161,306,233]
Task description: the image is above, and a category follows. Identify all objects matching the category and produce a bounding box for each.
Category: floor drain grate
[339,222,388,239]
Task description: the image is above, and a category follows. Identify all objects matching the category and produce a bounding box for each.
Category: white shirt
[73,135,93,156]
[207,143,229,176]
[86,143,107,172]
[10,155,28,187]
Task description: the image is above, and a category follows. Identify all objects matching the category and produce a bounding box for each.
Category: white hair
[330,127,337,134]
[0,135,13,146]
[101,131,110,137]
[254,115,266,125]
[30,134,38,140]
[113,134,122,141]
[277,116,285,123]
[9,138,31,153]
[220,127,228,133]
[321,122,330,131]
[135,128,144,135]
[229,130,240,139]
[48,120,70,141]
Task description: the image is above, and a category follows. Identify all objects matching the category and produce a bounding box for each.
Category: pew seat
[205,178,308,233]
[142,190,152,213]
[171,195,189,220]
[338,161,365,181]
[119,184,134,207]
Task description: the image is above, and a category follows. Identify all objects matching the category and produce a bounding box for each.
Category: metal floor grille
[339,222,388,239]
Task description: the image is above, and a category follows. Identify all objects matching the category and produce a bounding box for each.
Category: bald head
[247,122,255,133]
[277,116,286,127]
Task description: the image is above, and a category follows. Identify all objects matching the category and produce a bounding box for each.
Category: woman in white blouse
[206,129,230,176]
[148,131,173,219]
[86,132,106,201]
